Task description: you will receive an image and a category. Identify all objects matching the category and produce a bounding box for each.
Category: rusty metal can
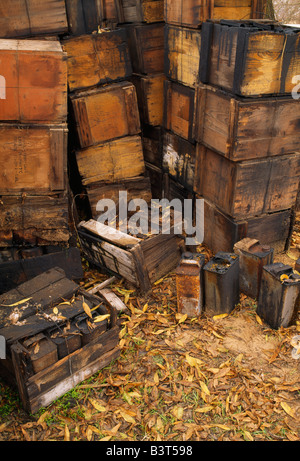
[257,263,300,329]
[176,253,205,318]
[203,252,239,315]
[234,238,273,300]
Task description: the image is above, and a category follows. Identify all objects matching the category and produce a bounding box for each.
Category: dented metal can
[257,263,300,330]
[203,252,239,315]
[176,253,205,318]
[234,238,274,300]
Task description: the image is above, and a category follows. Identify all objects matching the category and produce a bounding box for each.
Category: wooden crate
[126,23,164,75]
[0,40,67,123]
[76,135,145,186]
[200,21,300,97]
[131,74,166,126]
[0,0,68,38]
[141,125,163,168]
[164,25,201,88]
[163,174,194,202]
[0,123,67,195]
[86,176,153,220]
[0,193,70,247]
[163,131,196,193]
[65,0,102,35]
[194,145,300,219]
[163,80,196,143]
[200,198,293,254]
[70,82,141,149]
[0,267,120,413]
[62,29,132,93]
[194,83,300,161]
[145,162,163,199]
[116,0,164,23]
[164,0,267,28]
[78,219,182,293]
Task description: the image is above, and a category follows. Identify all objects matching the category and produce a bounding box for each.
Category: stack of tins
[62,1,157,221]
[195,20,300,253]
[0,38,70,250]
[162,0,267,204]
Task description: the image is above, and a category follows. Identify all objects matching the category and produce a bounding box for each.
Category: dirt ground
[0,227,299,442]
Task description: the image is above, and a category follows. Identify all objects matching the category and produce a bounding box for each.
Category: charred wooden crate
[163,131,196,193]
[0,39,67,123]
[257,263,300,329]
[0,123,68,195]
[194,83,300,160]
[126,23,164,75]
[70,82,141,149]
[0,267,120,413]
[163,174,195,202]
[116,0,164,24]
[164,25,201,88]
[200,21,300,97]
[233,238,274,300]
[131,74,166,127]
[62,29,132,93]
[163,80,196,143]
[0,0,68,38]
[141,125,163,168]
[65,0,107,36]
[199,198,294,255]
[164,0,266,28]
[86,176,153,220]
[176,253,205,318]
[0,193,71,247]
[78,219,182,293]
[194,145,300,219]
[145,162,163,200]
[203,252,240,315]
[75,135,146,186]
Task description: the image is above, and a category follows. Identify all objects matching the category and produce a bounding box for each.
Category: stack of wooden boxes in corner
[0,35,70,253]
[194,19,300,254]
[62,3,152,222]
[162,0,268,205]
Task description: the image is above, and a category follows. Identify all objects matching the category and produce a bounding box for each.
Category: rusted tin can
[203,252,239,315]
[176,253,205,318]
[234,238,273,300]
[257,263,300,330]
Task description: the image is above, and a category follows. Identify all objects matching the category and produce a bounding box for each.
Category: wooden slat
[126,23,164,74]
[132,73,166,126]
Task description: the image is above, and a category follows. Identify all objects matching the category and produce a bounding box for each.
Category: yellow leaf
[211,331,224,340]
[280,274,289,283]
[89,398,107,412]
[119,410,136,425]
[143,303,148,312]
[94,314,110,323]
[172,406,184,420]
[213,313,228,321]
[154,278,164,285]
[64,424,70,441]
[281,402,296,419]
[154,372,160,384]
[243,430,254,441]
[200,381,210,395]
[195,405,214,413]
[2,297,32,307]
[176,313,188,324]
[209,424,231,431]
[256,314,263,325]
[83,301,92,318]
[53,307,59,315]
[100,436,112,441]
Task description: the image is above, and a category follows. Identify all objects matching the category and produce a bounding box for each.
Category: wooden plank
[62,29,132,93]
[141,125,163,168]
[0,0,68,38]
[131,73,166,126]
[71,82,141,149]
[117,0,164,23]
[79,220,141,248]
[98,288,127,312]
[65,0,102,36]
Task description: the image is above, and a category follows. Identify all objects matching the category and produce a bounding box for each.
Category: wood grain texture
[62,29,132,92]
[0,0,68,38]
[117,0,164,23]
[126,23,164,74]
[132,73,165,126]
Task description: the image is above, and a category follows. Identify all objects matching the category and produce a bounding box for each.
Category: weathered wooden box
[199,198,293,255]
[0,193,71,247]
[131,73,166,126]
[141,125,163,168]
[126,23,164,75]
[116,0,164,24]
[70,82,141,149]
[163,80,196,143]
[194,83,300,160]
[200,21,300,97]
[78,219,182,293]
[164,25,201,88]
[0,123,68,195]
[163,131,196,193]
[65,0,103,36]
[194,145,300,219]
[76,135,146,186]
[0,39,67,123]
[0,267,120,413]
[0,0,68,38]
[164,0,266,28]
[62,29,132,93]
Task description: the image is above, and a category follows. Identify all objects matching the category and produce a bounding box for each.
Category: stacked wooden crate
[62,14,152,221]
[195,20,300,253]
[162,0,267,203]
[0,38,70,250]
